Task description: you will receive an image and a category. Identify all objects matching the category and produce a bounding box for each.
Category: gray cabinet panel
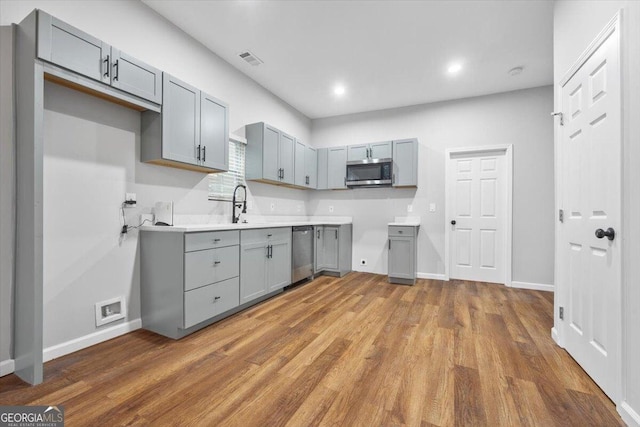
[200,92,229,171]
[263,125,280,181]
[327,147,348,189]
[110,48,162,104]
[388,237,414,280]
[184,277,240,328]
[38,11,110,84]
[240,242,268,303]
[294,140,306,187]
[162,75,199,165]
[323,226,339,270]
[184,245,240,292]
[306,146,318,189]
[393,138,419,187]
[185,230,239,252]
[348,144,369,161]
[370,141,392,159]
[388,225,418,284]
[317,148,328,190]
[267,239,292,291]
[280,133,295,184]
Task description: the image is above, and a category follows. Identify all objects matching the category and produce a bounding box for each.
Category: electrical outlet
[360,259,367,266]
[329,205,334,213]
[270,203,275,212]
[124,193,137,207]
[429,203,436,212]
[407,204,413,213]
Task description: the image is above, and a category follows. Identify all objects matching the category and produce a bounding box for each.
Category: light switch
[429,203,436,212]
[270,203,275,212]
[329,205,334,213]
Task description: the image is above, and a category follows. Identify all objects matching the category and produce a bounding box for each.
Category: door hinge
[559,306,564,320]
[559,209,564,223]
[551,111,564,126]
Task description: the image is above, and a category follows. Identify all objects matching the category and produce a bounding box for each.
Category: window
[208,137,246,201]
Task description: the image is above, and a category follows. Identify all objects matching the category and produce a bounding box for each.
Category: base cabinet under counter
[140,229,242,339]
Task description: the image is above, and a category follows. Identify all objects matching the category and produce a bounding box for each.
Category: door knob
[595,228,615,241]
[451,220,456,225]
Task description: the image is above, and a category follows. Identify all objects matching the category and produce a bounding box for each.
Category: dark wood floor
[0,273,623,426]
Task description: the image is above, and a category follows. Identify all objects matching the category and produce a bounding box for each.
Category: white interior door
[448,149,509,284]
[558,19,621,402]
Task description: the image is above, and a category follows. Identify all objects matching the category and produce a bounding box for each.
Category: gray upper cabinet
[110,48,162,104]
[246,122,296,185]
[347,141,392,161]
[327,146,348,189]
[317,148,329,190]
[294,140,318,189]
[392,138,419,187]
[200,92,229,171]
[37,10,162,104]
[142,74,229,173]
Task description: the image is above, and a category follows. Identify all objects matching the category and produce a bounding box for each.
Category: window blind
[208,139,245,201]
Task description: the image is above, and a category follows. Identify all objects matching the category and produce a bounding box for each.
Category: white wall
[553,1,640,424]
[0,26,15,366]
[310,86,554,285]
[0,1,311,357]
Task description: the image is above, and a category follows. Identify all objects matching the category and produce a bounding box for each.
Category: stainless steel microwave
[345,158,393,187]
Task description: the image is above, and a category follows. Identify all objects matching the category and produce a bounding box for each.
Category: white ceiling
[142,0,553,119]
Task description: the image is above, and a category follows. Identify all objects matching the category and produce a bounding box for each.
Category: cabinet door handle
[213,296,221,302]
[389,239,391,250]
[113,59,119,81]
[197,145,201,161]
[392,173,395,184]
[214,261,221,265]
[202,146,206,162]
[267,234,272,238]
[335,229,338,239]
[103,55,110,78]
[213,238,221,242]
[268,245,273,258]
[317,229,320,239]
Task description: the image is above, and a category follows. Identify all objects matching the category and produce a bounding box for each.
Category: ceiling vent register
[239,51,263,66]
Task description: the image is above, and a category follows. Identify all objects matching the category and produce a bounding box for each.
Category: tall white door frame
[553,11,622,404]
[444,145,513,285]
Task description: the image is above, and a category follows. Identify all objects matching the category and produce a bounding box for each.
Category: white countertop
[388,216,421,227]
[140,217,352,233]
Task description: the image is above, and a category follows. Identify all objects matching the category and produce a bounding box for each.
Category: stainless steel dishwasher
[292,225,314,283]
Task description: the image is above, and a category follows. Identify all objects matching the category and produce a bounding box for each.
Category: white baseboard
[0,359,15,377]
[43,318,141,363]
[511,280,554,292]
[551,327,562,346]
[417,272,448,281]
[619,401,640,427]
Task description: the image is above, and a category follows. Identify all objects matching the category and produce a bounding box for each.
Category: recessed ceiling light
[334,85,346,96]
[447,62,463,74]
[508,66,524,76]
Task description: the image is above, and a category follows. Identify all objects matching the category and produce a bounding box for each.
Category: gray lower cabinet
[314,224,352,277]
[240,228,292,304]
[388,225,419,285]
[392,138,419,187]
[327,146,348,189]
[141,73,229,173]
[140,230,240,339]
[37,10,162,104]
[246,122,295,185]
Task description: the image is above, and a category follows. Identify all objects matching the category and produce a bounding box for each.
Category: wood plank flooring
[0,273,624,426]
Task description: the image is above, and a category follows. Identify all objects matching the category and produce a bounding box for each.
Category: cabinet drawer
[388,226,417,237]
[241,227,291,245]
[185,230,239,252]
[184,245,239,291]
[184,277,240,328]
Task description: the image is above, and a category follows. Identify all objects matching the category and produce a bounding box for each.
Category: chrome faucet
[232,184,247,224]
